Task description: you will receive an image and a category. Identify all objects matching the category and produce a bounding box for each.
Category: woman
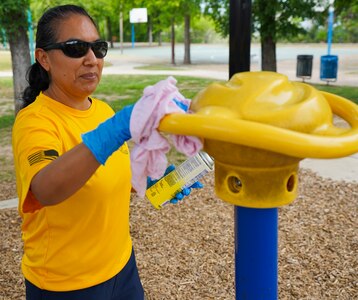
[12,4,196,300]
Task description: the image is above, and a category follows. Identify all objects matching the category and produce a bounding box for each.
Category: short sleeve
[12,111,63,213]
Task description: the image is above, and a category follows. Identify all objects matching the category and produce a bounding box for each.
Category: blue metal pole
[327,7,334,55]
[131,24,135,48]
[235,206,278,299]
[1,28,6,48]
[27,9,35,64]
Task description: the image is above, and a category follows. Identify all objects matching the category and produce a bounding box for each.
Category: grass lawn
[0,75,357,131]
[0,51,11,71]
[313,84,358,103]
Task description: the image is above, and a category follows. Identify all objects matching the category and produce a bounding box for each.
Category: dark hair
[22,5,97,108]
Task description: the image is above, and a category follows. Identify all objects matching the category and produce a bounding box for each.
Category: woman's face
[37,14,104,107]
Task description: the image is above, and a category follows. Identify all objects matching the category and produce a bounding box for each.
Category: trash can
[296,55,313,81]
[320,55,338,82]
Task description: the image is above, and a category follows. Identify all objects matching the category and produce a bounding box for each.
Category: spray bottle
[146,151,214,209]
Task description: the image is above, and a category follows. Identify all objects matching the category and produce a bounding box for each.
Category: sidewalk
[100,43,358,86]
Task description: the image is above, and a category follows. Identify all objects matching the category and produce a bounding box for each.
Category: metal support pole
[235,206,278,299]
[1,28,7,48]
[229,0,251,78]
[119,6,124,54]
[327,7,334,55]
[27,9,35,64]
[230,1,279,299]
[131,24,135,48]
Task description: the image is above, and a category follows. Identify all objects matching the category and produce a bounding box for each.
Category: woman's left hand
[147,164,204,204]
[170,180,204,204]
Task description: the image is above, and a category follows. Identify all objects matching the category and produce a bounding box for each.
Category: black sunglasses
[42,39,108,58]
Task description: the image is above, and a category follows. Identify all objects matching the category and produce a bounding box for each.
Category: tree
[203,0,230,38]
[204,0,324,71]
[256,0,322,71]
[179,0,202,64]
[138,0,202,64]
[0,0,31,114]
[333,0,358,42]
[86,0,129,50]
[139,0,182,64]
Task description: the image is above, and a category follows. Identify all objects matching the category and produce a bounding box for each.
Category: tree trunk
[8,25,31,114]
[257,0,277,72]
[171,18,175,65]
[183,14,191,65]
[148,16,153,46]
[261,35,276,71]
[157,31,162,46]
[106,17,113,48]
[119,8,123,54]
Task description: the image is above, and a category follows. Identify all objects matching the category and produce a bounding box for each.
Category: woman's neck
[44,88,91,111]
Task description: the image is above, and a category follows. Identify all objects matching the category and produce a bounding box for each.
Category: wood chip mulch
[0,181,17,201]
[1,169,357,299]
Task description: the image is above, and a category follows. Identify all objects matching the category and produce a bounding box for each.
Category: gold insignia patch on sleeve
[28,150,59,166]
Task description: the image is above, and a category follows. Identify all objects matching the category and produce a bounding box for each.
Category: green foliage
[204,0,357,43]
[335,0,358,17]
[295,0,358,43]
[175,16,221,43]
[0,28,7,47]
[333,0,358,43]
[12,0,213,45]
[0,114,15,129]
[332,25,358,43]
[203,0,229,37]
[30,0,113,40]
[0,0,30,37]
[204,0,321,41]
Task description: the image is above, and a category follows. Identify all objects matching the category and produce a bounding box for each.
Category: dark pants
[26,249,144,300]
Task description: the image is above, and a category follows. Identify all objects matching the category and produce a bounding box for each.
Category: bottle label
[145,152,214,209]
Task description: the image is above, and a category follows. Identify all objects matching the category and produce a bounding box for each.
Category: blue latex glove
[82,105,133,165]
[173,98,189,112]
[147,164,204,204]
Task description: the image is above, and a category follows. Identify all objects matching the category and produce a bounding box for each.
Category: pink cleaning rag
[130,76,203,197]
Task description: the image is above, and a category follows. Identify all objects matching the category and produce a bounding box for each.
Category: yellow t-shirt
[12,92,133,291]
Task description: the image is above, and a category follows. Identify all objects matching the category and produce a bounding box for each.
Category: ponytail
[22,62,50,107]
